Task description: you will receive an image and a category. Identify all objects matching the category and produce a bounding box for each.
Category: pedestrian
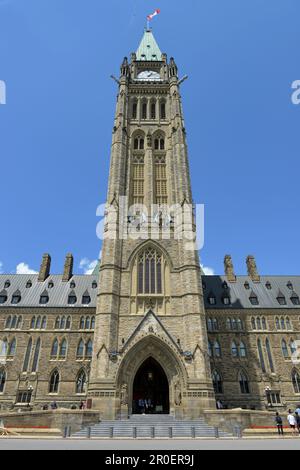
[275,412,284,436]
[295,405,300,416]
[295,412,300,434]
[287,409,297,436]
[216,400,223,410]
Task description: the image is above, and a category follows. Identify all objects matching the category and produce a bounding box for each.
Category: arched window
[55,317,60,329]
[275,317,280,330]
[160,101,166,120]
[60,316,66,329]
[5,316,11,329]
[262,317,267,330]
[77,340,85,359]
[251,317,256,330]
[86,340,93,359]
[231,318,237,330]
[256,317,262,330]
[239,342,247,358]
[66,316,71,330]
[292,370,300,394]
[239,371,250,394]
[36,316,41,329]
[214,341,221,358]
[80,317,85,330]
[68,293,77,305]
[17,316,22,329]
[0,291,8,304]
[231,341,239,358]
[0,369,6,393]
[281,317,286,329]
[286,317,292,330]
[132,100,138,119]
[0,339,8,360]
[141,100,147,120]
[42,316,47,329]
[85,317,91,330]
[137,247,163,295]
[11,316,17,329]
[257,339,266,373]
[208,341,213,358]
[51,339,58,359]
[290,340,297,355]
[226,318,232,330]
[212,370,223,394]
[133,136,145,150]
[213,318,218,331]
[282,339,289,358]
[266,338,274,373]
[32,338,41,373]
[49,370,60,394]
[59,339,67,359]
[23,338,32,372]
[150,101,156,120]
[237,319,243,331]
[91,316,96,329]
[8,338,16,357]
[76,370,87,394]
[207,318,213,332]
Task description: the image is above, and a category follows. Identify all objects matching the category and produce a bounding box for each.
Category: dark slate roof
[202,276,300,309]
[0,275,98,308]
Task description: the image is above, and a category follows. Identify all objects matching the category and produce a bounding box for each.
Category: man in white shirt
[287,409,297,436]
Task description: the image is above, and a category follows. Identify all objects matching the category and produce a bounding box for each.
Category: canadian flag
[147,9,161,21]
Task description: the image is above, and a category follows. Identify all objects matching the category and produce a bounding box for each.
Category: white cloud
[79,258,98,275]
[16,263,38,275]
[201,264,215,276]
[0,262,3,274]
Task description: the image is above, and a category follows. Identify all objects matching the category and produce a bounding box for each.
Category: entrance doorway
[132,357,170,414]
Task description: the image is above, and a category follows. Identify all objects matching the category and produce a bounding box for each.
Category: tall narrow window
[49,370,60,394]
[132,101,137,119]
[59,339,67,359]
[292,370,300,394]
[8,338,16,357]
[151,101,156,119]
[76,370,87,394]
[282,339,289,358]
[239,371,250,394]
[257,339,266,373]
[0,339,7,360]
[132,155,144,205]
[212,370,223,394]
[290,340,297,356]
[137,248,163,295]
[214,341,221,358]
[239,342,247,358]
[51,339,58,359]
[91,316,96,329]
[77,340,85,359]
[266,338,274,373]
[154,155,168,205]
[0,369,6,393]
[32,338,41,372]
[23,338,32,372]
[160,101,166,120]
[86,340,93,359]
[231,341,239,358]
[142,101,147,120]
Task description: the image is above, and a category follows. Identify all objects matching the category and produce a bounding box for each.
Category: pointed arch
[59,338,67,359]
[23,338,32,372]
[76,369,87,394]
[8,338,16,357]
[238,370,250,394]
[0,368,6,393]
[49,369,60,394]
[0,338,8,359]
[5,316,11,329]
[51,338,59,359]
[282,339,289,358]
[239,341,247,358]
[292,369,300,394]
[212,369,223,394]
[85,339,93,359]
[76,339,85,359]
[32,338,41,372]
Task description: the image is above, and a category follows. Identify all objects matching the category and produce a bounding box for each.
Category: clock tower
[88,29,215,419]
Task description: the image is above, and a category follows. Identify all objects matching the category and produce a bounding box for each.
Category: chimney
[38,254,51,282]
[62,253,73,282]
[246,255,260,282]
[224,255,236,282]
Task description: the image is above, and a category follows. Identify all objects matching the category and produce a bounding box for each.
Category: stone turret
[62,253,74,282]
[38,254,51,282]
[247,255,260,282]
[224,255,236,282]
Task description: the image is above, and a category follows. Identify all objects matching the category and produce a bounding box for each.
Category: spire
[136,29,162,61]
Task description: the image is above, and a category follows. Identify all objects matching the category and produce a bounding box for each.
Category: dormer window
[291,293,300,306]
[287,281,293,290]
[11,292,21,304]
[208,295,216,305]
[265,281,272,290]
[4,280,10,289]
[277,294,287,306]
[202,282,206,291]
[40,294,49,305]
[70,281,76,289]
[82,294,91,305]
[26,281,32,288]
[48,281,54,289]
[244,282,250,290]
[92,281,97,289]
[249,293,259,305]
[68,292,77,305]
[0,292,7,304]
[222,281,228,290]
[222,296,230,306]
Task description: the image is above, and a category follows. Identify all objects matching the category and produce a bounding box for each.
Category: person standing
[275,412,284,436]
[295,411,300,434]
[287,409,297,436]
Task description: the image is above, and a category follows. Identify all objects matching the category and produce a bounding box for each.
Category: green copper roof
[136,30,162,61]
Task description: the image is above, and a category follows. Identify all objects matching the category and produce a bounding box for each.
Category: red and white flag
[147,9,161,21]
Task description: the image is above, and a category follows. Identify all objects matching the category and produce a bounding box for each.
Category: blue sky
[0,0,299,276]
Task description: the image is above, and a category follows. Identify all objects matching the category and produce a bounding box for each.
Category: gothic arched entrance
[132,357,170,414]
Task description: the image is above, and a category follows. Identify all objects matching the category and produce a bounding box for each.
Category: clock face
[137,70,161,81]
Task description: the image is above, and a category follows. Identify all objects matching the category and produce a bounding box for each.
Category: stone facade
[0,30,299,419]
